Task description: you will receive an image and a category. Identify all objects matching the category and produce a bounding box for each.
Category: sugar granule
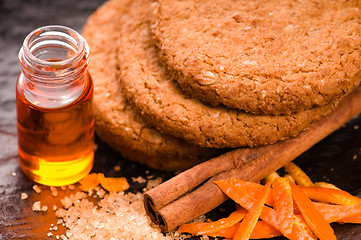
[200,236,210,240]
[96,188,106,198]
[146,177,163,190]
[50,186,59,197]
[52,190,59,197]
[33,185,41,193]
[32,201,41,211]
[132,176,147,184]
[60,192,87,209]
[41,205,48,212]
[56,191,172,240]
[20,192,28,200]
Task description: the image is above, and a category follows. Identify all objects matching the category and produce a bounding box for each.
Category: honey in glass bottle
[16,25,94,186]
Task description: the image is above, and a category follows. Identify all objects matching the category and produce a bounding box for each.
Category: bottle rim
[19,25,89,84]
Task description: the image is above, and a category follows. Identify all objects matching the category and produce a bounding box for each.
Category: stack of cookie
[83,0,361,171]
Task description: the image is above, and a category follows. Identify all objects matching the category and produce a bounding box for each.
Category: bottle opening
[29,35,78,62]
[24,25,85,65]
[19,25,89,82]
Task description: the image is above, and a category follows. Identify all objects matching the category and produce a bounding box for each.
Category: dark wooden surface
[1,0,361,239]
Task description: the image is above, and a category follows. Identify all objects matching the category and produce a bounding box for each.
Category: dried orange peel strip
[79,173,129,192]
[314,182,340,190]
[300,185,361,206]
[178,209,247,236]
[290,181,336,240]
[314,202,361,223]
[215,179,279,230]
[290,215,317,240]
[285,162,314,187]
[179,219,282,239]
[229,179,274,206]
[177,222,205,235]
[339,213,361,224]
[233,181,271,240]
[272,177,294,236]
[217,179,315,239]
[197,208,247,235]
[79,173,102,191]
[178,166,361,240]
[99,175,129,192]
[249,221,282,239]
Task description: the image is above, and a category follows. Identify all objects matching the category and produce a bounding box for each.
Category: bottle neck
[18,25,89,87]
[18,25,90,109]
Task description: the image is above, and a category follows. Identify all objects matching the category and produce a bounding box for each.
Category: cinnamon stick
[144,87,361,232]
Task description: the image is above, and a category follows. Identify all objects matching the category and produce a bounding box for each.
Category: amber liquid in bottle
[16,73,94,186]
[16,26,94,186]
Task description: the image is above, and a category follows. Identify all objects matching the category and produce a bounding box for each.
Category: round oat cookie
[82,0,221,171]
[150,0,361,115]
[117,0,338,148]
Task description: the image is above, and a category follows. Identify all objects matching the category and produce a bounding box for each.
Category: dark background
[1,0,361,239]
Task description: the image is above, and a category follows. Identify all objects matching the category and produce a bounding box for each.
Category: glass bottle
[16,25,94,186]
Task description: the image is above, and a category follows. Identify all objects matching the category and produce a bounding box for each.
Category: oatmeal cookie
[118,0,338,148]
[83,0,221,171]
[150,0,361,115]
